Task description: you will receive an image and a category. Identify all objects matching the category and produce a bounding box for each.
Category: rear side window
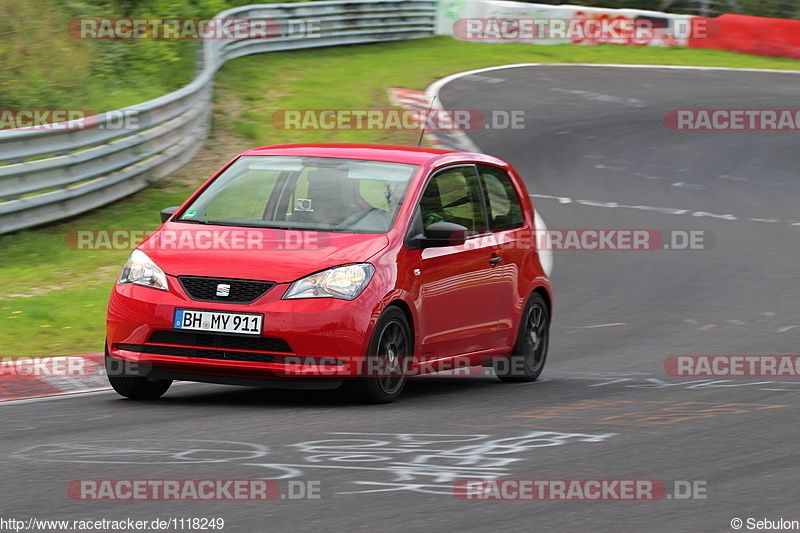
[478,165,524,231]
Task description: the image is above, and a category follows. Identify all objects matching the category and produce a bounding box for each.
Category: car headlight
[118,249,169,291]
[283,263,375,300]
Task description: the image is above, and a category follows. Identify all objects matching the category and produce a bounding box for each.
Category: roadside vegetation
[2,7,799,355]
[0,0,316,110]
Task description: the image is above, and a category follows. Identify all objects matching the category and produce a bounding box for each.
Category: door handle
[489,256,502,264]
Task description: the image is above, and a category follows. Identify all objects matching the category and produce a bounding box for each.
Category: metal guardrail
[0,0,436,235]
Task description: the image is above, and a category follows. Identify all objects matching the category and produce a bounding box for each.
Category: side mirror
[419,221,469,248]
[160,206,180,223]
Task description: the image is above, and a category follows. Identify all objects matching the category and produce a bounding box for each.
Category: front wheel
[345,306,411,404]
[106,355,172,399]
[495,292,549,382]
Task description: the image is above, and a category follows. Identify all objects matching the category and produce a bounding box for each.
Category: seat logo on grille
[215,283,231,297]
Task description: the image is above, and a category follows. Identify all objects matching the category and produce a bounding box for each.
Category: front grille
[178,276,275,304]
[149,330,291,353]
[114,330,293,364]
[117,344,280,363]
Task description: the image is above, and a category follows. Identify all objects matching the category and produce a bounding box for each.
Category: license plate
[174,309,263,336]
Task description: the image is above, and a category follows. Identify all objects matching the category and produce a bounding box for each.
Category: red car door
[416,164,503,359]
[477,163,532,351]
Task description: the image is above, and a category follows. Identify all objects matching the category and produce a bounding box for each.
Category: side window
[479,165,524,231]
[419,165,486,233]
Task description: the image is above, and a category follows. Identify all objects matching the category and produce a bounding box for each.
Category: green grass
[2,37,799,356]
[0,0,292,111]
[0,0,195,112]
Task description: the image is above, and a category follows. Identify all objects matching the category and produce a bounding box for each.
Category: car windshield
[176,156,419,233]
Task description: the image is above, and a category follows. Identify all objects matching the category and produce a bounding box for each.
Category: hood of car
[138,223,391,283]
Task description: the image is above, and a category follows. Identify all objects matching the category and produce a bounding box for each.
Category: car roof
[239,143,500,167]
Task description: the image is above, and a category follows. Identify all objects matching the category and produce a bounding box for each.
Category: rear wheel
[495,292,549,382]
[346,307,411,404]
[106,355,172,399]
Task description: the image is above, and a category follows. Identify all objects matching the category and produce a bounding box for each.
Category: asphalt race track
[3,65,800,532]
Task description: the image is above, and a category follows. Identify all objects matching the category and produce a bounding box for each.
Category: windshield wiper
[175,219,213,224]
[180,219,306,229]
[199,220,252,227]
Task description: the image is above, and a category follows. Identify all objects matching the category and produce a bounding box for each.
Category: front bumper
[106,277,382,383]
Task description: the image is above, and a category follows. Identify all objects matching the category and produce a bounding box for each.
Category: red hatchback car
[106,144,552,403]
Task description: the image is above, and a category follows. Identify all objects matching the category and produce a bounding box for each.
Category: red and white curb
[0,354,108,402]
[388,87,475,152]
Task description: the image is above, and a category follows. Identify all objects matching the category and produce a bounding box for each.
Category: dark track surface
[3,65,800,532]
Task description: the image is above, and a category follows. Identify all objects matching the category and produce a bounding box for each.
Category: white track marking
[530,193,800,227]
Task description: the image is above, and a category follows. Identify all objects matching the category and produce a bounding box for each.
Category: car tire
[495,292,549,382]
[106,354,172,399]
[346,306,411,404]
